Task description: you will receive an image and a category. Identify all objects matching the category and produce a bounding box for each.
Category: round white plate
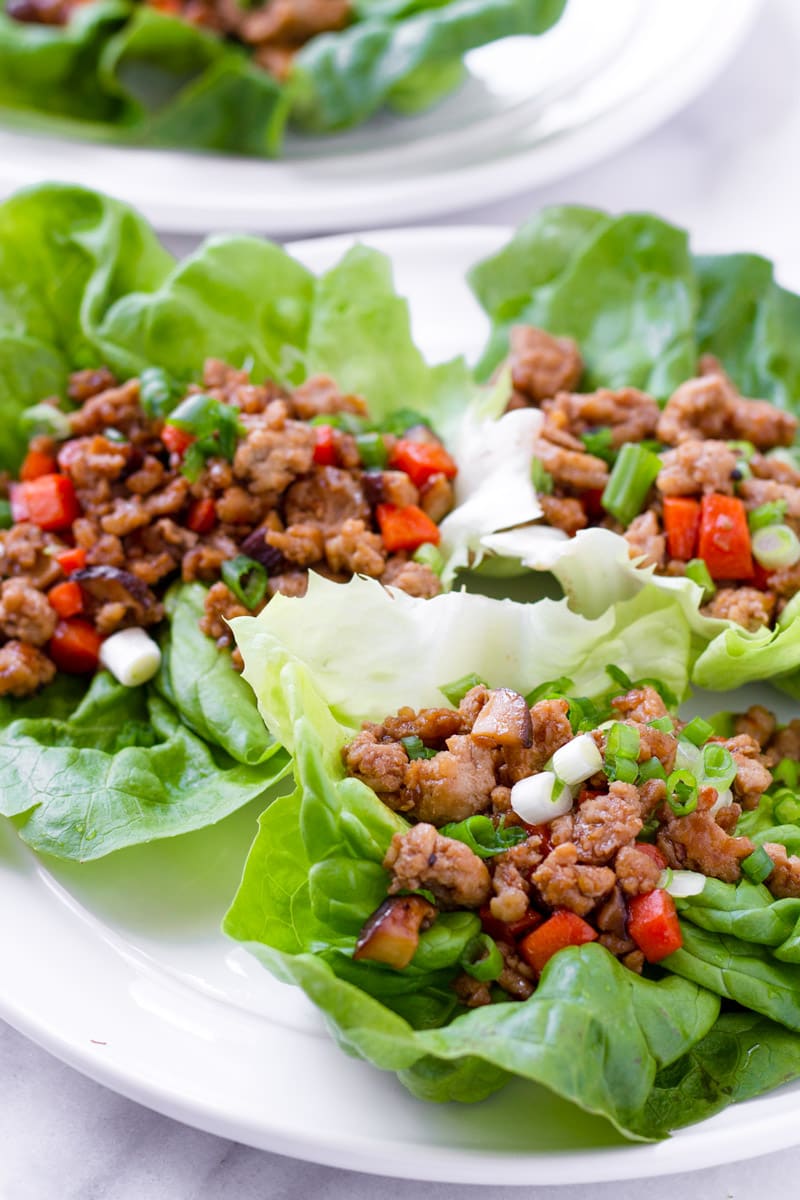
[0,0,759,234]
[4,226,800,1185]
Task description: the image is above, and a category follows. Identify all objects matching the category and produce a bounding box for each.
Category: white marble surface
[6,1,800,1195]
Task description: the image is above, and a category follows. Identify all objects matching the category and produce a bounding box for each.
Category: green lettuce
[221,574,722,1130]
[0,0,565,153]
[470,206,800,693]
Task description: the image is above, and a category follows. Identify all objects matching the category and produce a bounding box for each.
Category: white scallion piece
[510,771,573,825]
[99,627,162,688]
[752,524,800,570]
[662,869,706,898]
[675,739,702,773]
[708,787,734,817]
[552,733,603,787]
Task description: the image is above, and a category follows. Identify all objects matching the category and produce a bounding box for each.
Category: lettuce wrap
[467,205,800,694]
[0,0,565,154]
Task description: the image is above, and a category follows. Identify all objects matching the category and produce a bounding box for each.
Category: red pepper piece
[697,493,754,580]
[663,496,701,561]
[518,909,598,974]
[56,547,87,576]
[389,439,457,488]
[627,888,682,962]
[633,842,668,871]
[162,424,195,456]
[11,474,80,532]
[48,618,103,674]
[48,581,84,619]
[187,497,216,534]
[479,904,542,943]
[20,449,58,482]
[312,425,338,467]
[376,503,441,552]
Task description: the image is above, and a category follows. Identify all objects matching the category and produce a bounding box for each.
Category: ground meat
[624,511,665,568]
[0,640,56,696]
[509,325,583,403]
[730,398,797,449]
[764,719,800,766]
[383,823,491,909]
[502,698,573,782]
[265,523,324,568]
[381,557,442,598]
[763,843,800,899]
[125,456,166,495]
[533,436,609,491]
[284,466,369,532]
[496,941,535,1000]
[68,379,142,438]
[199,581,251,645]
[402,734,497,825]
[375,706,464,744]
[0,523,60,588]
[68,366,116,402]
[571,783,643,864]
[531,843,615,916]
[657,375,733,444]
[341,729,408,796]
[734,705,777,749]
[639,777,668,815]
[702,587,775,631]
[738,478,800,520]
[637,725,678,772]
[100,497,149,536]
[543,387,660,446]
[611,686,668,724]
[490,838,543,922]
[419,475,454,524]
[0,578,57,646]
[538,494,587,536]
[143,476,191,518]
[657,811,753,882]
[453,973,492,1008]
[59,435,129,508]
[766,562,800,600]
[722,734,773,808]
[269,572,309,598]
[656,439,738,497]
[214,486,265,526]
[750,452,800,487]
[233,419,315,495]
[614,844,662,896]
[290,374,367,421]
[325,519,385,577]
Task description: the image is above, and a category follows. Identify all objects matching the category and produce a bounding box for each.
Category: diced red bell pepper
[161,424,195,456]
[312,424,339,467]
[752,561,773,591]
[20,449,58,482]
[518,909,598,974]
[11,474,80,532]
[376,503,441,552]
[389,439,457,488]
[48,618,103,674]
[56,546,87,576]
[697,493,754,580]
[48,581,84,619]
[663,496,701,561]
[479,904,542,943]
[519,820,553,855]
[187,497,217,535]
[633,842,668,871]
[627,888,682,963]
[581,488,606,520]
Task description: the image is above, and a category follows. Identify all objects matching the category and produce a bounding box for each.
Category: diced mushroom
[471,688,533,749]
[353,895,437,969]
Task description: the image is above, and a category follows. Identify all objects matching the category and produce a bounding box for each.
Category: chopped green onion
[400,735,437,761]
[741,846,774,884]
[221,555,268,610]
[601,444,662,527]
[355,432,388,469]
[606,665,633,692]
[139,366,182,420]
[18,402,71,441]
[460,933,503,982]
[440,673,487,706]
[440,814,527,858]
[103,427,128,444]
[639,757,667,783]
[524,676,574,707]
[566,695,603,734]
[748,500,788,533]
[666,769,699,816]
[606,722,640,761]
[580,427,616,464]
[681,716,714,747]
[413,542,444,575]
[308,412,363,434]
[531,457,554,495]
[774,793,800,825]
[638,817,660,843]
[166,394,245,464]
[650,716,674,734]
[379,409,431,438]
[700,743,736,791]
[752,524,800,570]
[608,756,639,784]
[0,499,12,530]
[685,558,716,599]
[728,440,756,462]
[773,758,799,790]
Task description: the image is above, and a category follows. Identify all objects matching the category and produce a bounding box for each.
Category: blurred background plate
[0,0,760,234]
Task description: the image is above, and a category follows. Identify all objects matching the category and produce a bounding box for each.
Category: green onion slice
[580,427,616,464]
[400,735,437,761]
[355,431,389,470]
[650,716,674,734]
[379,409,431,437]
[741,846,775,884]
[606,722,640,761]
[139,366,182,420]
[681,716,714,747]
[531,457,554,495]
[752,524,800,570]
[460,933,504,982]
[413,542,444,575]
[601,444,662,527]
[0,499,12,530]
[639,756,667,783]
[18,402,72,442]
[608,756,639,784]
[440,673,487,706]
[308,412,367,435]
[748,499,788,533]
[667,769,699,816]
[700,743,737,791]
[221,555,269,610]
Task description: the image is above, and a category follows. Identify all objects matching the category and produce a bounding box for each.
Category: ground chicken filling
[5,0,351,82]
[345,679,800,1006]
[506,324,800,632]
[0,360,455,697]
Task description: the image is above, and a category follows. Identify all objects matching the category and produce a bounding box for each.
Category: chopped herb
[531,457,554,495]
[400,735,437,761]
[650,716,674,734]
[139,366,182,420]
[748,500,788,533]
[601,444,661,527]
[412,542,444,575]
[525,676,574,707]
[440,814,527,858]
[580,427,616,464]
[439,673,487,706]
[638,757,667,783]
[166,393,245,478]
[379,409,431,437]
[308,411,367,435]
[681,716,714,747]
[221,554,268,610]
[355,431,389,469]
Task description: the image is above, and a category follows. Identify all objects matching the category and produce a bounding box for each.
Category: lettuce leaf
[0,0,565,153]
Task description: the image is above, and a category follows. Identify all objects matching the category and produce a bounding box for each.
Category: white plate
[0,0,759,234]
[4,226,800,1185]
